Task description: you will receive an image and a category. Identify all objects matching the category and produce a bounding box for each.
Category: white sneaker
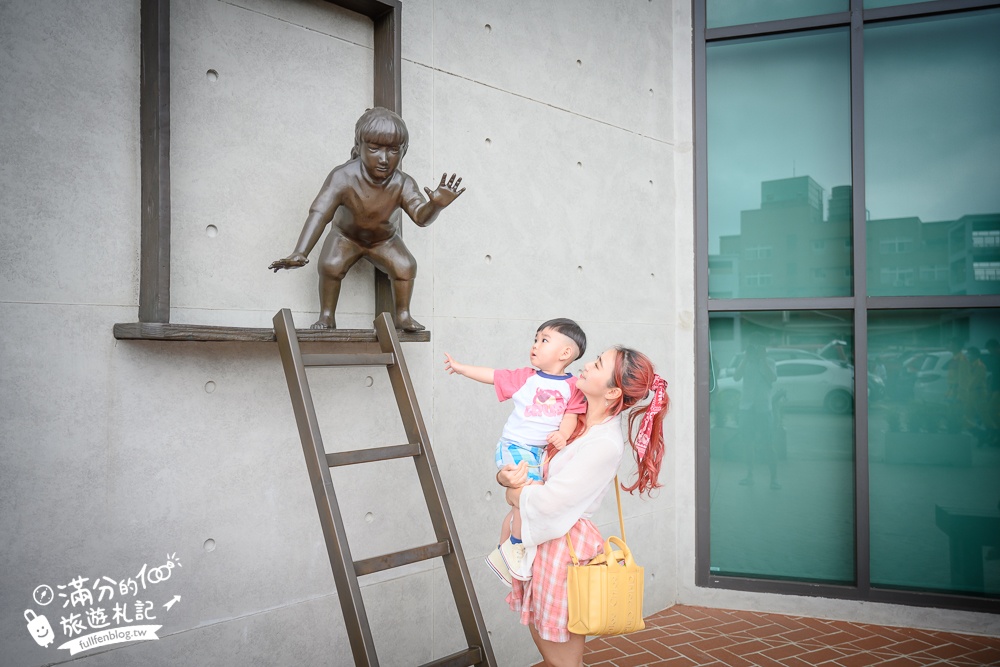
[500,539,536,581]
[486,546,512,586]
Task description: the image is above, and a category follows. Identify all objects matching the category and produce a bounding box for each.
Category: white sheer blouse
[518,416,625,547]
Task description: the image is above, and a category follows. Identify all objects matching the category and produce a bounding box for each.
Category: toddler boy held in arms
[444,319,587,584]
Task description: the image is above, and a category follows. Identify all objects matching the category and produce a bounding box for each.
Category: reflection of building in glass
[711,176,851,298]
[708,175,1000,297]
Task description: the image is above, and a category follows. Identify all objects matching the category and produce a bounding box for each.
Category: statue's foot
[395,314,425,332]
[310,318,336,330]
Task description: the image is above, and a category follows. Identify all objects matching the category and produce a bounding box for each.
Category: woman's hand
[496,462,529,489]
[505,485,523,509]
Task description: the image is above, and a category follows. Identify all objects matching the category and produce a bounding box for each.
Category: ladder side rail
[272,309,380,667]
[373,314,498,667]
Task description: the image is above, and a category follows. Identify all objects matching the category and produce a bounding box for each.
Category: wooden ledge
[113,322,431,343]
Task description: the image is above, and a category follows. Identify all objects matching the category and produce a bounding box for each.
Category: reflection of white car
[719,348,824,378]
[713,358,856,416]
[913,351,953,405]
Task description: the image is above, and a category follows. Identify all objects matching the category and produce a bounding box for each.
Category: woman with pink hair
[497,345,669,666]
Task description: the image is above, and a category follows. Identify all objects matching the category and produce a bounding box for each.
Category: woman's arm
[517,431,622,546]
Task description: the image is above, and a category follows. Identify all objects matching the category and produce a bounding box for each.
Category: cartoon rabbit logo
[25,609,55,647]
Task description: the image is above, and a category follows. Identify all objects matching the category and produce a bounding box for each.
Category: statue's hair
[351,107,409,159]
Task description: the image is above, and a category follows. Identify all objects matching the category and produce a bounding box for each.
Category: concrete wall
[1,1,677,665]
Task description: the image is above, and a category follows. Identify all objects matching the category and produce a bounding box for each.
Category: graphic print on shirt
[524,388,567,418]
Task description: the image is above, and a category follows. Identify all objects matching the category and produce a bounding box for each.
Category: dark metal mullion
[693,0,712,589]
[864,0,1000,23]
[706,574,862,600]
[849,0,871,598]
[868,295,1000,309]
[707,297,855,312]
[706,11,850,41]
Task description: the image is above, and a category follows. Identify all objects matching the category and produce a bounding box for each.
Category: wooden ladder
[272,308,497,667]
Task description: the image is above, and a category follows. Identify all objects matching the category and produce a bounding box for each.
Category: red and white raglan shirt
[493,368,587,480]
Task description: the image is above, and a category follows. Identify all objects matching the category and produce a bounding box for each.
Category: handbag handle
[567,475,626,565]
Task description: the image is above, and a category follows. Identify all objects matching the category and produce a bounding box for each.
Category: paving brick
[823,650,886,666]
[962,647,1000,665]
[604,650,660,667]
[703,646,756,666]
[870,657,924,667]
[658,630,710,647]
[758,642,812,661]
[584,646,626,663]
[798,647,850,664]
[671,641,719,665]
[718,638,772,655]
[848,635,904,652]
[705,619,760,636]
[654,656,700,667]
[635,638,686,661]
[774,627,830,645]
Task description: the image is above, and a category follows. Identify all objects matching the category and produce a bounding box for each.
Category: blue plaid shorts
[495,438,545,483]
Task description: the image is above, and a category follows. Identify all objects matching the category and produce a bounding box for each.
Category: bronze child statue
[269,107,465,331]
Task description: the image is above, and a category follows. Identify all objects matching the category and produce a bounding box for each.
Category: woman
[498,346,668,666]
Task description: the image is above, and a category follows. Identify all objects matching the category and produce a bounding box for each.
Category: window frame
[694,0,1000,614]
[129,0,406,340]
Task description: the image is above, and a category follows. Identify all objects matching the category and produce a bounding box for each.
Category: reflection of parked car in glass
[714,358,856,418]
[878,350,938,400]
[913,351,953,405]
[719,348,824,378]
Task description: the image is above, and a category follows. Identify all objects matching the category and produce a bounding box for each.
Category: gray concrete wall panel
[430,74,674,325]
[0,1,141,308]
[431,0,673,142]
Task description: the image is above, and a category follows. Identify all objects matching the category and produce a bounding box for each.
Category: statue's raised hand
[268,253,309,273]
[424,173,466,208]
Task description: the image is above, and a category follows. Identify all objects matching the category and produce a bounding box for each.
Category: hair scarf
[634,374,667,462]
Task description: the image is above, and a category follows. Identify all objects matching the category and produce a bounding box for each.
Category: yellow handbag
[565,476,645,636]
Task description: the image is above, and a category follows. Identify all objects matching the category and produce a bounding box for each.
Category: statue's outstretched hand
[269,254,309,272]
[424,173,465,207]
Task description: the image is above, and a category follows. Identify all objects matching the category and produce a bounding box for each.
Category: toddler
[444,318,587,583]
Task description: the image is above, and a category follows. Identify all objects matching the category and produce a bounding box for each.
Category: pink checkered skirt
[506,518,605,642]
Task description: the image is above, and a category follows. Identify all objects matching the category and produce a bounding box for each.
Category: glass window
[868,309,1000,598]
[708,0,847,29]
[709,311,855,583]
[865,10,1000,296]
[708,30,852,299]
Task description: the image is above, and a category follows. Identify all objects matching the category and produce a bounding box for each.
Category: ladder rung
[301,352,395,367]
[326,444,420,467]
[419,647,483,667]
[354,540,451,576]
